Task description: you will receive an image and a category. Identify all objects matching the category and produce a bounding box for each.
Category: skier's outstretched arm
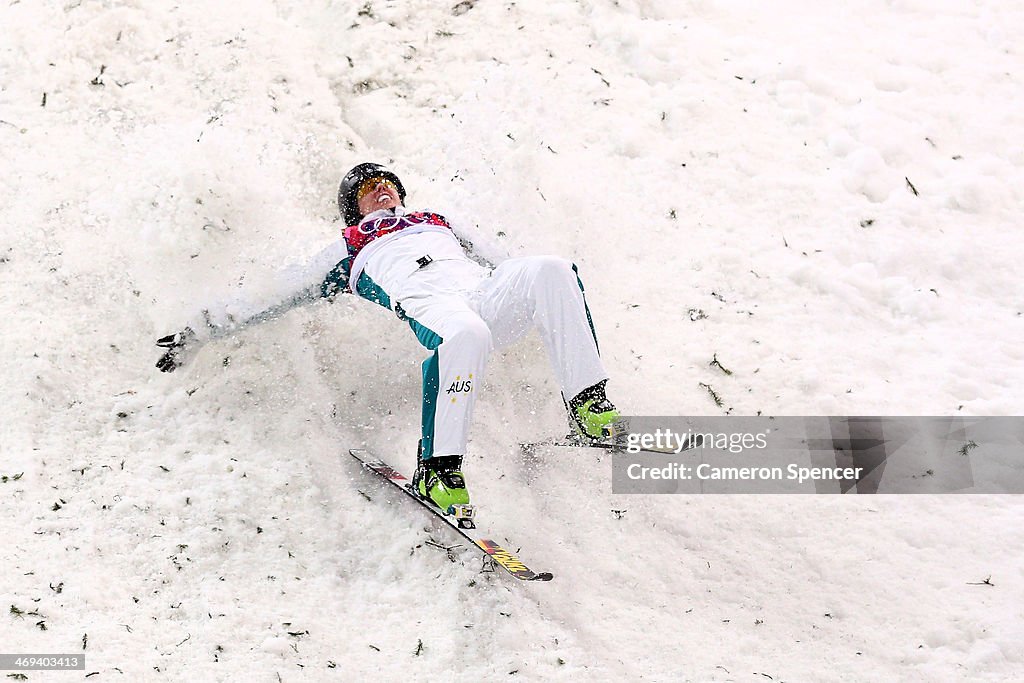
[155,241,351,373]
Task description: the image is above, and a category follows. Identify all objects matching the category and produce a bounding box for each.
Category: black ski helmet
[338,162,407,226]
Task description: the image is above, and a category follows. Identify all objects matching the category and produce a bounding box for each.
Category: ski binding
[446,503,476,529]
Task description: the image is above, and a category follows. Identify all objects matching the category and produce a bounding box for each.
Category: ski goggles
[356,177,398,201]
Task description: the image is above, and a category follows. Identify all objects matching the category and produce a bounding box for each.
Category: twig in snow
[425,539,462,562]
[710,354,733,376]
[966,576,994,586]
[89,65,106,86]
[414,639,424,656]
[699,383,724,407]
[905,177,919,196]
[958,441,978,457]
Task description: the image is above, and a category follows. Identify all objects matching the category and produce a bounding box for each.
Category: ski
[349,448,553,582]
[522,433,703,456]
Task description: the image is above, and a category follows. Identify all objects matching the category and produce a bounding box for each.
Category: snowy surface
[2,0,1023,680]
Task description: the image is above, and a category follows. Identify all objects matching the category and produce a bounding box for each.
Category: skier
[155,162,619,513]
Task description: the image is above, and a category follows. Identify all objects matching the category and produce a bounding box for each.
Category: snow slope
[2,0,1023,680]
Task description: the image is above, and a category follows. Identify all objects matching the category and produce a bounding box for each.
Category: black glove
[155,327,198,373]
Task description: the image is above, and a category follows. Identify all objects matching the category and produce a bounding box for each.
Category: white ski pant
[395,256,607,458]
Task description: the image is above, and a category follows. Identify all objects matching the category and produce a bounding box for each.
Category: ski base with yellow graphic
[349,448,553,582]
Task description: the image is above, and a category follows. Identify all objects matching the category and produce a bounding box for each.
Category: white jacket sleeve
[187,240,349,343]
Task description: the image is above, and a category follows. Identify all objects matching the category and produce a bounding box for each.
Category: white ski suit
[191,206,607,459]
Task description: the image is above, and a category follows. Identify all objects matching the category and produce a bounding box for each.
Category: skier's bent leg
[475,256,615,438]
[524,258,622,438]
[524,256,608,400]
[420,313,491,459]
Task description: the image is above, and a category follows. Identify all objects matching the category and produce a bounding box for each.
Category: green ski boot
[568,379,621,440]
[412,453,472,526]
